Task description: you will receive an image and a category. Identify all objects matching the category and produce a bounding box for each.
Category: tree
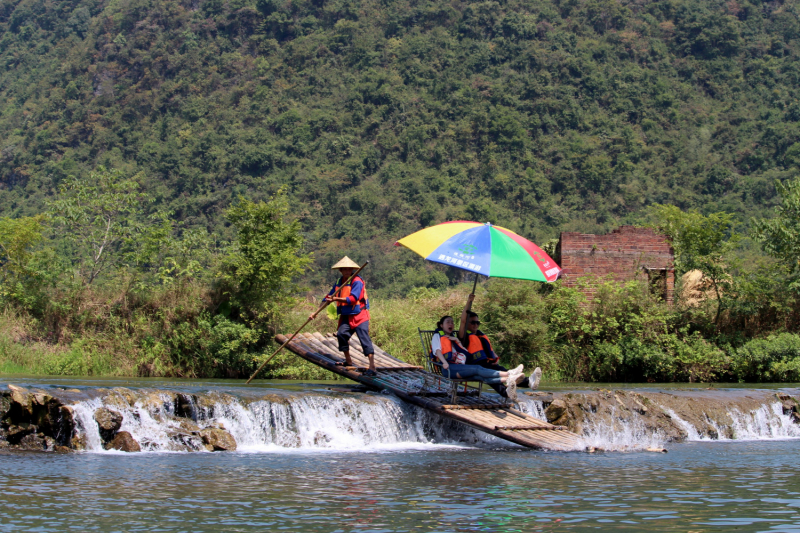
[219,188,312,326]
[47,167,150,285]
[754,177,800,290]
[0,214,52,308]
[648,204,739,324]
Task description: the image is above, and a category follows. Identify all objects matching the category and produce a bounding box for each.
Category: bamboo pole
[245,261,370,384]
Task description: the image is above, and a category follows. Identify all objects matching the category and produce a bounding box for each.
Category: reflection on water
[2,441,800,532]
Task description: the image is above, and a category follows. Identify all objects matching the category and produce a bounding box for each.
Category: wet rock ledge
[0,384,75,453]
[3,383,798,453]
[0,385,238,453]
[530,388,800,441]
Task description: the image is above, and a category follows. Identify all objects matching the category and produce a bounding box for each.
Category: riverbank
[5,280,800,384]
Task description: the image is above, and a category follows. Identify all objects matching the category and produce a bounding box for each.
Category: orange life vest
[464,333,487,363]
[431,330,466,364]
[478,332,498,363]
[334,275,369,315]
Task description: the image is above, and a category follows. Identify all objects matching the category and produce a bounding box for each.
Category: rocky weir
[1,383,799,453]
[535,388,800,450]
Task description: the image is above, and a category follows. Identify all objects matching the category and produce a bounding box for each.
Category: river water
[2,378,800,532]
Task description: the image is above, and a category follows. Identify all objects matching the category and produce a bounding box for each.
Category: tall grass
[369,287,472,366]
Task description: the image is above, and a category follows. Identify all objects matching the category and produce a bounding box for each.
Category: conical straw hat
[331,256,360,270]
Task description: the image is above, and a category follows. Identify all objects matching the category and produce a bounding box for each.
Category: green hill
[1,0,800,289]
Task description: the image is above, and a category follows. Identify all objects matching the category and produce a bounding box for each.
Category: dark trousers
[478,360,530,397]
[337,320,374,356]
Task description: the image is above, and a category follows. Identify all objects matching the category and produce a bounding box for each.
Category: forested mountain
[1,0,800,290]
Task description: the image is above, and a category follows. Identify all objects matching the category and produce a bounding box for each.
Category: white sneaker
[504,371,520,400]
[529,367,542,390]
[505,379,518,402]
[512,364,524,374]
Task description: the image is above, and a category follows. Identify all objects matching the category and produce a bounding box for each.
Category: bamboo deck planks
[274,332,585,451]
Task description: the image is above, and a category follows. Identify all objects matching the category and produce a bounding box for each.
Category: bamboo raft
[275,332,585,451]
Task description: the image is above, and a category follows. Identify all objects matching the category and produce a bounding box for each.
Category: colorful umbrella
[395,221,561,282]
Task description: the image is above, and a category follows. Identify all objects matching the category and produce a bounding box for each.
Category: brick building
[554,226,675,303]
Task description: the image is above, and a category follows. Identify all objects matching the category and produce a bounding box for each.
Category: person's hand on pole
[459,293,475,341]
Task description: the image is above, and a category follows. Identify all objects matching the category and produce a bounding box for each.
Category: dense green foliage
[219,190,312,323]
[0,214,51,309]
[469,275,800,383]
[0,172,799,381]
[754,177,800,289]
[4,0,800,381]
[647,204,739,323]
[2,0,800,289]
[732,332,800,382]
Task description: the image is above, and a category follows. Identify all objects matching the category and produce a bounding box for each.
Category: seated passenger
[431,315,525,400]
[458,295,542,391]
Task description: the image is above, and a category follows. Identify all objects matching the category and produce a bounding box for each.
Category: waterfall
[71,398,105,452]
[581,407,669,451]
[727,403,800,439]
[63,387,800,454]
[662,407,703,441]
[577,399,800,451]
[71,389,509,453]
[516,397,547,420]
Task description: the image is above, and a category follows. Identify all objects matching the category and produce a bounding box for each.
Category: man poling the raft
[245,259,370,384]
[325,256,377,376]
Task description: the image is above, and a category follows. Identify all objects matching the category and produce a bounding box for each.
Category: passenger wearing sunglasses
[458,294,542,393]
[430,315,525,399]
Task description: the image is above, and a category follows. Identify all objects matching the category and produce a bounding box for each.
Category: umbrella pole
[458,273,481,341]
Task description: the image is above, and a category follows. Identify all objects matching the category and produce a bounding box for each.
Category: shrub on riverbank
[730,333,800,382]
[0,185,316,379]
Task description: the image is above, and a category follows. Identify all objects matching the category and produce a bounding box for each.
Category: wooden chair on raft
[418,328,482,405]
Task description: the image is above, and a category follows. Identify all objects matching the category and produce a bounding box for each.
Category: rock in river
[6,423,37,444]
[545,399,569,424]
[105,431,141,452]
[94,408,123,442]
[199,428,237,451]
[7,384,33,420]
[16,433,47,451]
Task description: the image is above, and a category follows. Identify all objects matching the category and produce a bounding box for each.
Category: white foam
[68,390,800,454]
[69,390,497,454]
[515,397,548,420]
[581,407,667,451]
[71,398,105,451]
[662,407,704,440]
[727,403,800,440]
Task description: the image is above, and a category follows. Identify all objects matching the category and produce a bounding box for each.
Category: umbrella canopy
[395,221,561,282]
